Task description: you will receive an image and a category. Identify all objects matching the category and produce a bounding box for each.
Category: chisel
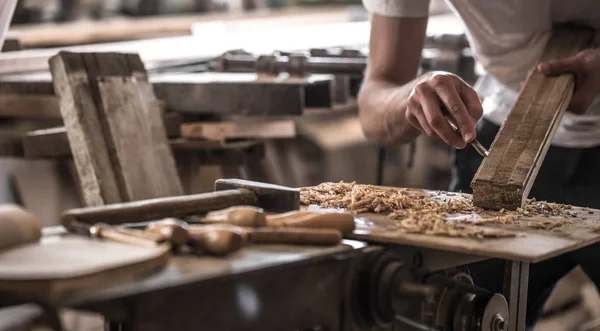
[441,105,489,157]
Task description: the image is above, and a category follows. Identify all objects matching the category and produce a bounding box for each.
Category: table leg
[504,260,529,331]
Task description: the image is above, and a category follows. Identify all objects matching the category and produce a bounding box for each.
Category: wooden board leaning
[471,26,595,210]
[49,52,183,206]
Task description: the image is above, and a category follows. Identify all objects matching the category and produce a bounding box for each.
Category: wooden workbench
[0,233,365,331]
[305,189,600,264]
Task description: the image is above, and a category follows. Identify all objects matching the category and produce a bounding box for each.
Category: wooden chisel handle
[245,227,342,246]
[187,225,245,256]
[204,206,266,227]
[61,189,258,228]
[90,223,162,248]
[266,211,355,233]
[145,220,190,246]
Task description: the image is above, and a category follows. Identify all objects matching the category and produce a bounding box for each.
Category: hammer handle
[62,189,257,228]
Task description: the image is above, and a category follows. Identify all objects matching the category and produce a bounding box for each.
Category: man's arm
[358,14,429,145]
[358,14,483,149]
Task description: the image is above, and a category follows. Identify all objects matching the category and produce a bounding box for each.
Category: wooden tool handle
[204,206,266,227]
[266,211,355,233]
[246,227,342,246]
[90,223,162,248]
[61,189,257,227]
[187,225,245,256]
[145,221,190,246]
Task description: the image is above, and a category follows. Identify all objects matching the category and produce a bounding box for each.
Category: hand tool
[199,205,355,233]
[204,206,267,227]
[188,224,342,246]
[243,227,342,246]
[61,179,299,228]
[144,218,190,246]
[265,210,355,234]
[441,105,489,157]
[186,224,246,256]
[69,221,164,248]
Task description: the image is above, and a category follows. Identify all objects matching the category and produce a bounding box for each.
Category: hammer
[61,179,299,228]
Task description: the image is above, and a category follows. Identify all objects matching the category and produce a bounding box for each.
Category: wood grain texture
[49,52,183,206]
[180,120,296,141]
[49,52,123,206]
[471,26,595,210]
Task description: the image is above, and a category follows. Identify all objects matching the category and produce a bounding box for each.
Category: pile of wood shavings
[300,181,585,239]
[300,181,512,239]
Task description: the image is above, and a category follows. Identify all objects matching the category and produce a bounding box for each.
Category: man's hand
[538,49,600,114]
[406,72,483,149]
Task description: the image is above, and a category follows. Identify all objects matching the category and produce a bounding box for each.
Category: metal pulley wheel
[453,293,509,331]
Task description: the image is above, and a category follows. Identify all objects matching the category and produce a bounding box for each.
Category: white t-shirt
[362,0,600,148]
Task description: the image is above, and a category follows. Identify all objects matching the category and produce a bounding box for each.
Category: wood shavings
[300,182,587,239]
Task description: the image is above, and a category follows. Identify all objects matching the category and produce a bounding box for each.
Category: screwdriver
[441,105,489,157]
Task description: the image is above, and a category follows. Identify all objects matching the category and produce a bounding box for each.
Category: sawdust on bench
[300,181,583,239]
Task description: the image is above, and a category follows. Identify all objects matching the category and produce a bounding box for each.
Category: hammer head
[214,179,299,212]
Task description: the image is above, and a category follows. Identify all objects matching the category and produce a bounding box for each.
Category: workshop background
[1,0,600,330]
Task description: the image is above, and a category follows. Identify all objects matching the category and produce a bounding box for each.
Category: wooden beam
[151,73,334,115]
[23,127,262,165]
[49,51,183,206]
[0,94,60,119]
[471,26,594,210]
[0,72,334,117]
[180,120,296,141]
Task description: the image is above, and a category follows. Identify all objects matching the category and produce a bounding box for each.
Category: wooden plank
[0,94,60,119]
[0,72,334,115]
[151,73,317,115]
[471,26,595,210]
[49,51,183,206]
[95,76,183,201]
[180,120,295,141]
[23,127,261,162]
[49,52,123,206]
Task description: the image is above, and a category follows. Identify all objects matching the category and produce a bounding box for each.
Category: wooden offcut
[471,26,595,210]
[49,52,183,206]
[180,120,296,141]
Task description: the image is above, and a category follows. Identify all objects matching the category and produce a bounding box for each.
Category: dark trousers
[450,118,600,327]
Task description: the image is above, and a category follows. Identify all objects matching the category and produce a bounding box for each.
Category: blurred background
[1,1,599,330]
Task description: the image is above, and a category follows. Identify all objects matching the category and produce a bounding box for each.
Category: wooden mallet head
[214,179,299,212]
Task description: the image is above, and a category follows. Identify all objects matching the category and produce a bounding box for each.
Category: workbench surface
[305,190,600,263]
[57,239,364,308]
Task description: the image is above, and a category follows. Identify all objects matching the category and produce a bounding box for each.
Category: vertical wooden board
[96,78,183,201]
[471,27,594,210]
[49,52,123,206]
[133,80,183,196]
